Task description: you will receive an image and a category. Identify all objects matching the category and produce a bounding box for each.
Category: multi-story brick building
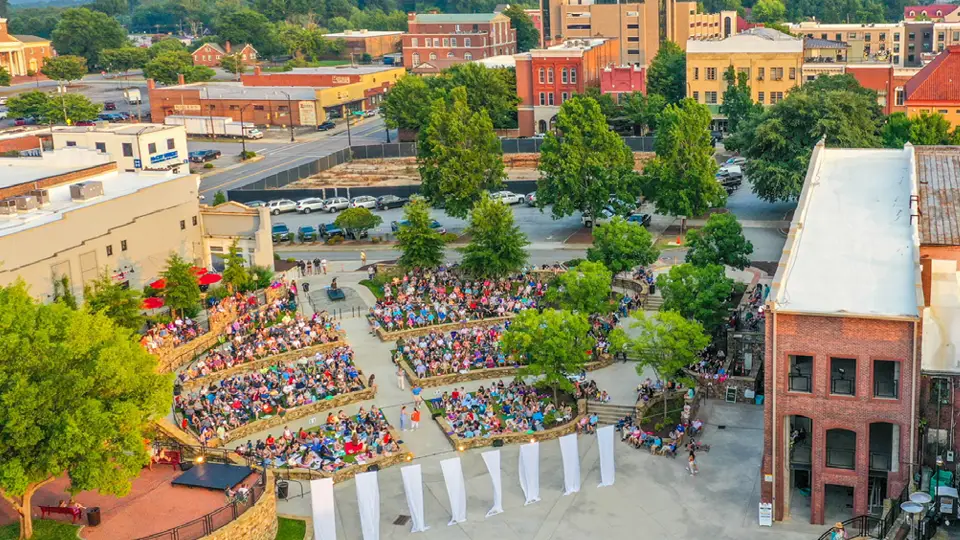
[0,17,54,76]
[600,64,646,101]
[761,142,923,525]
[514,38,619,136]
[321,29,403,59]
[905,45,960,127]
[191,42,257,67]
[845,64,919,115]
[403,12,517,70]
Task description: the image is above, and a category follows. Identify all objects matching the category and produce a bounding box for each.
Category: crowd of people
[175,346,364,444]
[176,305,342,384]
[235,406,399,472]
[394,323,513,378]
[368,268,548,332]
[431,380,575,439]
[574,379,611,403]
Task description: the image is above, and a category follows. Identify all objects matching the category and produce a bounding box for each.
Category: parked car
[391,219,445,233]
[317,121,336,131]
[525,192,537,206]
[627,213,652,227]
[321,197,350,213]
[188,149,222,163]
[298,225,318,242]
[318,223,344,239]
[711,130,724,145]
[271,223,291,242]
[716,165,743,182]
[74,120,97,126]
[104,101,116,111]
[245,200,266,208]
[363,108,379,118]
[581,208,616,228]
[376,194,409,210]
[723,156,747,167]
[0,97,7,106]
[14,117,35,126]
[296,197,326,214]
[0,108,8,120]
[97,113,125,122]
[490,191,523,205]
[350,195,377,209]
[266,199,297,215]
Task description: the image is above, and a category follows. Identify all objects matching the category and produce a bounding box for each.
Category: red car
[75,120,97,126]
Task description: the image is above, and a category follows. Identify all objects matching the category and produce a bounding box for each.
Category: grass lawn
[0,520,80,540]
[358,279,386,300]
[275,517,307,540]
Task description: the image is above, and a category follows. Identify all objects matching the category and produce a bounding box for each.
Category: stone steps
[587,402,638,425]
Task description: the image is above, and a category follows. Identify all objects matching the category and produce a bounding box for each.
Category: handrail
[816,515,884,540]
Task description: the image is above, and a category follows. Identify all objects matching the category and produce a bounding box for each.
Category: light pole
[238,103,251,159]
[203,87,215,138]
[277,90,295,143]
[346,108,353,147]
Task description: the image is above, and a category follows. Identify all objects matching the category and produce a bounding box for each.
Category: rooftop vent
[70,181,104,201]
[29,189,50,205]
[13,195,38,212]
[0,199,17,215]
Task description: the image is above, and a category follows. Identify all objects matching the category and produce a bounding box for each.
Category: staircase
[586,402,639,425]
[643,294,664,312]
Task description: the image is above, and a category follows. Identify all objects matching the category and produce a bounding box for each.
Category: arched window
[570,68,577,83]
[412,52,420,66]
[429,52,437,60]
[909,10,915,16]
[937,10,943,16]
[538,67,545,83]
[538,119,547,133]
[464,52,473,60]
[447,52,455,58]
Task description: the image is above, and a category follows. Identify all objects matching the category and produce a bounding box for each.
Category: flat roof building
[403,12,517,71]
[321,30,403,59]
[51,123,188,172]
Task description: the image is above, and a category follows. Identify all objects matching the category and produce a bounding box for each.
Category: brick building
[600,64,646,100]
[515,38,619,136]
[191,42,257,67]
[321,30,402,59]
[761,142,923,525]
[403,12,517,69]
[905,45,960,127]
[0,18,54,76]
[148,79,320,127]
[845,64,919,115]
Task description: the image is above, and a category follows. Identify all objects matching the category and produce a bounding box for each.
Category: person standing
[361,251,367,266]
[412,384,423,407]
[411,407,420,430]
[399,406,409,431]
[687,451,699,475]
[321,258,328,275]
[396,364,406,390]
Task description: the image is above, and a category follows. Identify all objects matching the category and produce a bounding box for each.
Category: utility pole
[278,90,295,142]
[346,110,352,146]
[239,104,250,159]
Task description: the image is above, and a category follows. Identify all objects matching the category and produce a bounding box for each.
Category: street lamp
[238,103,251,160]
[276,90,295,143]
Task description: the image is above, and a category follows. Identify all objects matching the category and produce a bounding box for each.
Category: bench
[38,506,82,523]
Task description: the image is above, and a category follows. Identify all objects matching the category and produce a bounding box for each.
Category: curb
[273,242,596,252]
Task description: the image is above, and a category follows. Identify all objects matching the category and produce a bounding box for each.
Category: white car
[350,195,377,209]
[266,199,297,215]
[490,191,523,205]
[525,192,537,206]
[322,197,350,213]
[0,109,7,120]
[723,156,747,167]
[296,197,326,214]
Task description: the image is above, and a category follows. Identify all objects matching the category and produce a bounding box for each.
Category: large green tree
[435,63,520,130]
[396,199,445,269]
[144,51,215,85]
[909,111,960,145]
[630,310,710,422]
[685,212,754,270]
[642,99,725,218]
[83,271,145,331]
[382,75,434,131]
[550,260,613,314]
[6,91,50,122]
[621,91,666,135]
[587,216,660,275]
[881,112,913,148]
[219,52,247,80]
[51,8,127,67]
[0,67,10,87]
[501,308,595,404]
[215,9,278,57]
[536,95,638,223]
[0,282,171,540]
[720,66,761,134]
[43,93,103,124]
[334,207,384,238]
[752,0,786,22]
[657,263,734,331]
[39,55,88,87]
[417,87,505,219]
[502,5,540,52]
[458,193,529,277]
[161,253,201,318]
[99,47,150,75]
[646,41,686,104]
[221,240,251,294]
[148,38,187,59]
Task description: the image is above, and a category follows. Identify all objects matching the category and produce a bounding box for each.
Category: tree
[685,213,753,269]
[5,91,49,121]
[438,63,521,130]
[587,216,660,275]
[51,8,127,67]
[646,41,686,104]
[537,96,638,223]
[334,207,384,239]
[881,112,913,148]
[909,111,960,145]
[642,99,725,218]
[83,271,144,331]
[0,282,171,540]
[382,75,433,131]
[621,92,666,135]
[458,193,529,277]
[148,38,186,59]
[221,240,251,293]
[630,310,710,422]
[87,0,128,16]
[212,191,227,205]
[395,200,445,269]
[584,86,621,121]
[161,253,200,318]
[417,87,505,218]
[219,52,246,80]
[144,51,214,85]
[99,47,150,75]
[52,275,78,310]
[503,5,540,52]
[39,55,88,87]
[42,93,103,124]
[216,9,276,56]
[0,66,9,87]
[752,0,786,22]
[501,308,595,404]
[550,260,613,314]
[720,66,761,134]
[656,263,734,331]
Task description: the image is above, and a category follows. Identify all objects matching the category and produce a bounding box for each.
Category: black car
[376,194,409,210]
[711,130,724,146]
[317,121,336,131]
[189,149,222,163]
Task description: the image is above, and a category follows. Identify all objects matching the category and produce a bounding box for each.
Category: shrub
[251,265,274,289]
[240,150,257,159]
[285,257,297,263]
[203,163,215,169]
[564,258,585,268]
[371,236,382,244]
[326,236,344,245]
[440,232,458,243]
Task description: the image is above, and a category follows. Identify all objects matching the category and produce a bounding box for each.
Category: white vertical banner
[355,471,380,540]
[558,433,581,495]
[597,425,616,488]
[481,450,504,518]
[518,442,541,505]
[310,478,337,540]
[440,457,468,525]
[401,465,429,533]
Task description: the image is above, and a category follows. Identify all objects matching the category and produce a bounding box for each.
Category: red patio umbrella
[198,273,222,285]
[149,278,166,289]
[142,297,165,309]
[190,266,208,277]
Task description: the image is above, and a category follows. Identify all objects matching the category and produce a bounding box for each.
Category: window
[121,240,127,252]
[465,38,471,47]
[429,52,437,60]
[548,92,555,105]
[894,32,900,41]
[95,142,106,153]
[570,68,576,83]
[880,33,886,41]
[561,92,568,102]
[848,32,857,39]
[447,52,455,58]
[626,49,640,55]
[789,355,813,392]
[539,68,545,83]
[693,67,699,80]
[254,105,264,111]
[895,44,900,53]
[66,141,77,147]
[192,215,198,226]
[451,37,457,47]
[771,67,784,81]
[789,67,796,80]
[627,24,639,29]
[165,138,175,150]
[908,54,915,63]
[547,68,554,83]
[539,92,545,105]
[692,91,699,102]
[148,142,157,154]
[874,361,900,398]
[894,55,900,64]
[106,245,113,257]
[830,357,856,396]
[464,52,473,60]
[955,32,960,41]
[770,91,784,104]
[442,38,449,47]
[835,33,842,41]
[411,38,418,47]
[627,36,639,42]
[706,67,717,80]
[865,33,872,41]
[939,109,949,114]
[179,220,186,230]
[705,91,718,104]
[737,66,750,78]
[412,52,420,65]
[122,143,133,157]
[757,67,765,80]
[561,68,568,83]
[909,32,915,40]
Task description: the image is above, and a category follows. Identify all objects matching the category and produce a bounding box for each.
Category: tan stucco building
[52,124,189,172]
[0,18,54,76]
[200,202,274,271]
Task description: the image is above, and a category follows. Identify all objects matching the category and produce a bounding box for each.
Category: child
[687,451,699,476]
[411,407,421,430]
[399,406,409,431]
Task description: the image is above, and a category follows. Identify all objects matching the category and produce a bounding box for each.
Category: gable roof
[12,34,51,44]
[193,43,226,56]
[904,4,959,18]
[905,46,960,102]
[238,43,258,55]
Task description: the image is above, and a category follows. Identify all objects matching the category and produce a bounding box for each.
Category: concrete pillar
[891,424,901,473]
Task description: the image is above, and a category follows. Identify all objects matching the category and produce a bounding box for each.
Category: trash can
[755,395,765,406]
[276,480,289,500]
[87,507,101,527]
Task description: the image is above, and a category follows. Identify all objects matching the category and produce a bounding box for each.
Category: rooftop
[688,27,803,54]
[412,13,503,23]
[286,65,401,75]
[916,146,960,246]
[52,123,184,136]
[473,54,516,68]
[921,259,960,374]
[904,46,960,102]
[804,37,849,49]
[772,144,920,319]
[11,34,50,43]
[322,30,403,38]
[154,82,319,100]
[905,4,959,18]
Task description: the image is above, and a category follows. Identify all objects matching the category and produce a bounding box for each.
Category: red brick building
[403,12,517,69]
[515,38,619,136]
[321,30,402,59]
[761,142,922,525]
[846,64,920,115]
[191,42,257,67]
[600,64,646,101]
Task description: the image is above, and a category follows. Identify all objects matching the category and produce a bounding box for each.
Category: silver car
[266,199,297,215]
[322,197,350,213]
[350,195,377,209]
[296,197,326,214]
[490,191,523,205]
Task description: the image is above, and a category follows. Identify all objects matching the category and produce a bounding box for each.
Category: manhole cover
[393,515,411,526]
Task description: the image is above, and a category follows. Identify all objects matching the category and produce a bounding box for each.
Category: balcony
[826,447,856,469]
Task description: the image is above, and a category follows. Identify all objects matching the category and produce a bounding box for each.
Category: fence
[816,515,885,540]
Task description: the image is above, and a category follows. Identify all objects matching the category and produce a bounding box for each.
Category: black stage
[172,463,253,490]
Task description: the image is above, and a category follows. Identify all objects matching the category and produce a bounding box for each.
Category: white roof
[322,30,403,38]
[473,54,516,68]
[688,28,803,54]
[286,65,399,75]
[160,82,319,100]
[773,145,920,318]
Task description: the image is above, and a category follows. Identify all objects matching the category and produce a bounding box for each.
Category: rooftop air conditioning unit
[29,189,50,205]
[13,195,38,211]
[0,199,17,215]
[70,181,104,201]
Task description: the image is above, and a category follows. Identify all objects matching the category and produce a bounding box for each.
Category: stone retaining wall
[433,399,587,451]
[687,372,759,405]
[399,354,614,388]
[267,428,411,484]
[199,472,278,540]
[373,315,515,342]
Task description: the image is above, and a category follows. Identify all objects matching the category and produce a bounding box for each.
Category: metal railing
[817,515,885,540]
[874,378,899,399]
[830,377,855,396]
[789,374,811,392]
[825,447,856,469]
[869,451,891,471]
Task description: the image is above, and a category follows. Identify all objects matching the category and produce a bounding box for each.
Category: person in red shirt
[411,408,421,430]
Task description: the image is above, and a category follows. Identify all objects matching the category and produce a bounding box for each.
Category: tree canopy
[219,53,247,79]
[334,207,384,238]
[0,67,9,87]
[396,200,445,270]
[144,51,215,85]
[382,75,434,131]
[587,217,660,275]
[7,91,102,125]
[720,66,762,134]
[99,48,150,74]
[221,240,251,293]
[161,253,201,318]
[550,261,613,314]
[646,41,686,104]
[685,213,754,270]
[458,193,529,278]
[502,5,540,52]
[82,271,145,332]
[656,263,735,332]
[39,55,88,85]
[752,0,786,22]
[51,8,127,67]
[621,92,666,136]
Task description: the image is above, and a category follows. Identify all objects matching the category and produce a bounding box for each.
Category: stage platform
[171,463,254,491]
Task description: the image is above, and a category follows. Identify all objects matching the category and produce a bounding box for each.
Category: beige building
[687,28,804,112]
[199,202,274,271]
[52,124,189,172]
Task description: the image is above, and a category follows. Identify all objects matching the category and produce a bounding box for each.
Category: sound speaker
[493,439,505,448]
[180,462,193,472]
